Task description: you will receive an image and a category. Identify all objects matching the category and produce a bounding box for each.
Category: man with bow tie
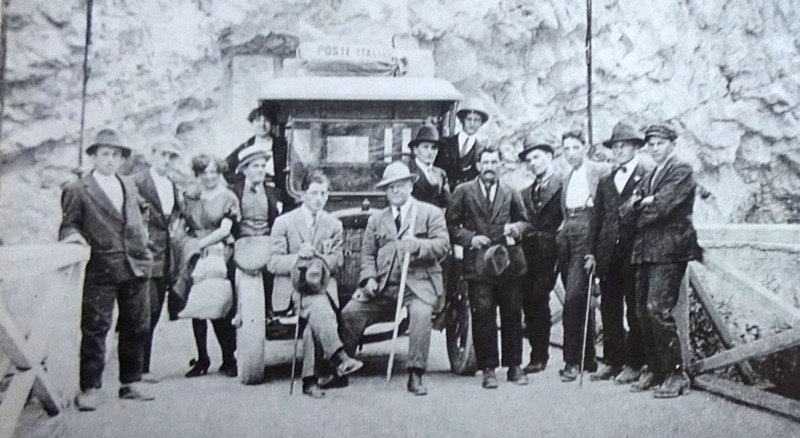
[434,97,489,189]
[586,122,651,384]
[516,136,563,375]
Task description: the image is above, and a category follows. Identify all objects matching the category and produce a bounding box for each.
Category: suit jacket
[224,135,294,209]
[625,156,700,264]
[133,169,181,281]
[518,175,563,272]
[359,199,450,307]
[588,161,649,277]
[268,208,343,308]
[60,173,153,284]
[434,134,483,189]
[231,180,282,238]
[446,179,530,281]
[408,159,451,209]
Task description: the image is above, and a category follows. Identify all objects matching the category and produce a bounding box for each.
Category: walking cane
[579,267,597,388]
[289,293,303,395]
[386,205,417,382]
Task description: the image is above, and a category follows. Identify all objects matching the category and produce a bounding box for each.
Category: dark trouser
[557,227,596,367]
[600,255,645,369]
[468,280,523,370]
[80,278,150,390]
[143,276,169,373]
[635,262,687,374]
[521,264,558,365]
[191,315,237,365]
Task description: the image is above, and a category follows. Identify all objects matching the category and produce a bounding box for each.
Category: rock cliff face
[1,0,799,244]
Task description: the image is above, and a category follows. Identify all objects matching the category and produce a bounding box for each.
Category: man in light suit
[623,124,700,398]
[132,139,182,382]
[268,170,362,398]
[586,122,650,384]
[446,148,531,389]
[339,162,451,396]
[557,129,611,382]
[60,129,154,411]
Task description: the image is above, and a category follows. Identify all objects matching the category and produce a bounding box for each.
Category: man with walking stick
[339,162,450,396]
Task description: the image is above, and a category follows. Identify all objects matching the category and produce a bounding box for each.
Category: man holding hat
[585,122,650,384]
[338,162,450,396]
[516,136,563,374]
[622,123,699,398]
[132,139,184,382]
[407,125,451,208]
[446,148,530,389]
[557,129,611,382]
[60,129,155,410]
[434,97,489,188]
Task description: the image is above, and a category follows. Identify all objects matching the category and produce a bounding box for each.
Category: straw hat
[375,161,419,189]
[235,146,269,174]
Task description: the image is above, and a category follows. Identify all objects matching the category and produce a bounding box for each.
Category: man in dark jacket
[516,136,563,374]
[60,129,155,411]
[407,125,451,209]
[622,124,699,398]
[434,97,489,188]
[586,122,650,384]
[446,148,530,389]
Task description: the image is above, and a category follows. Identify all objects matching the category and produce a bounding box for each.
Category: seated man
[267,169,362,398]
[339,162,451,396]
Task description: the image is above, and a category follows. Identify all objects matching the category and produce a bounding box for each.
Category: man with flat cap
[407,125,451,209]
[622,124,699,398]
[339,161,450,396]
[516,136,563,374]
[446,148,531,389]
[586,122,650,384]
[132,139,184,382]
[60,129,155,410]
[435,97,489,189]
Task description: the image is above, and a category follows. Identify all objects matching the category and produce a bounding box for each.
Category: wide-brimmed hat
[151,139,182,157]
[475,244,511,278]
[235,146,270,174]
[518,133,555,160]
[375,161,418,189]
[456,97,489,124]
[602,122,645,148]
[291,255,331,295]
[408,125,445,149]
[86,129,132,158]
[644,124,678,142]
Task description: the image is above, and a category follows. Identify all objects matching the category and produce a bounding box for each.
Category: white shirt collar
[394,197,414,219]
[93,170,119,184]
[458,132,476,151]
[301,204,319,225]
[415,157,433,175]
[619,155,639,173]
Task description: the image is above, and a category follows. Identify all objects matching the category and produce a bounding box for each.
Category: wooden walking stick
[289,294,303,395]
[579,269,598,388]
[386,204,417,382]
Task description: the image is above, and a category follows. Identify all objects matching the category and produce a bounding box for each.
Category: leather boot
[302,377,326,399]
[614,365,642,385]
[523,361,547,374]
[507,365,529,386]
[653,371,691,398]
[590,364,622,382]
[630,367,664,392]
[407,369,428,396]
[560,364,579,382]
[482,368,499,389]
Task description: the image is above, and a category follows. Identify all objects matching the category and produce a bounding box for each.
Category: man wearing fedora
[446,148,531,389]
[622,124,699,398]
[338,162,450,396]
[586,122,650,384]
[132,139,183,383]
[557,129,611,382]
[406,125,451,209]
[516,136,563,374]
[268,169,362,398]
[60,129,155,410]
[434,97,489,189]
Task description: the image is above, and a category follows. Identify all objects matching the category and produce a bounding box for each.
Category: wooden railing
[0,244,89,438]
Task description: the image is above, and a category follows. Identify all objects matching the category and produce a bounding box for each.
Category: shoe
[614,366,642,385]
[523,361,547,374]
[630,367,664,393]
[653,372,691,398]
[407,370,428,396]
[141,373,162,384]
[336,356,364,377]
[482,368,499,389]
[560,364,579,382]
[319,375,349,389]
[302,381,326,399]
[219,360,238,377]
[75,388,102,412]
[507,365,529,386]
[590,364,622,382]
[584,359,598,373]
[185,358,210,378]
[118,385,155,401]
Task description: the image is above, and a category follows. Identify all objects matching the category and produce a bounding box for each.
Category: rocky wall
[1,0,799,244]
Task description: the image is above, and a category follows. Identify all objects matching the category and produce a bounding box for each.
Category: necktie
[394,210,402,232]
[250,182,260,193]
[618,166,628,173]
[460,137,470,157]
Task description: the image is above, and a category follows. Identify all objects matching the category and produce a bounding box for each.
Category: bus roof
[260,77,463,101]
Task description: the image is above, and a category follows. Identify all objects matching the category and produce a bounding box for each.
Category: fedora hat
[518,133,554,160]
[235,145,270,174]
[602,122,645,148]
[475,244,511,278]
[644,124,678,142]
[86,129,132,158]
[375,161,418,189]
[151,139,182,157]
[291,255,331,295]
[408,125,444,149]
[456,97,489,124]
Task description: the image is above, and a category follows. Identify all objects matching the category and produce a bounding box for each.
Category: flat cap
[644,124,678,141]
